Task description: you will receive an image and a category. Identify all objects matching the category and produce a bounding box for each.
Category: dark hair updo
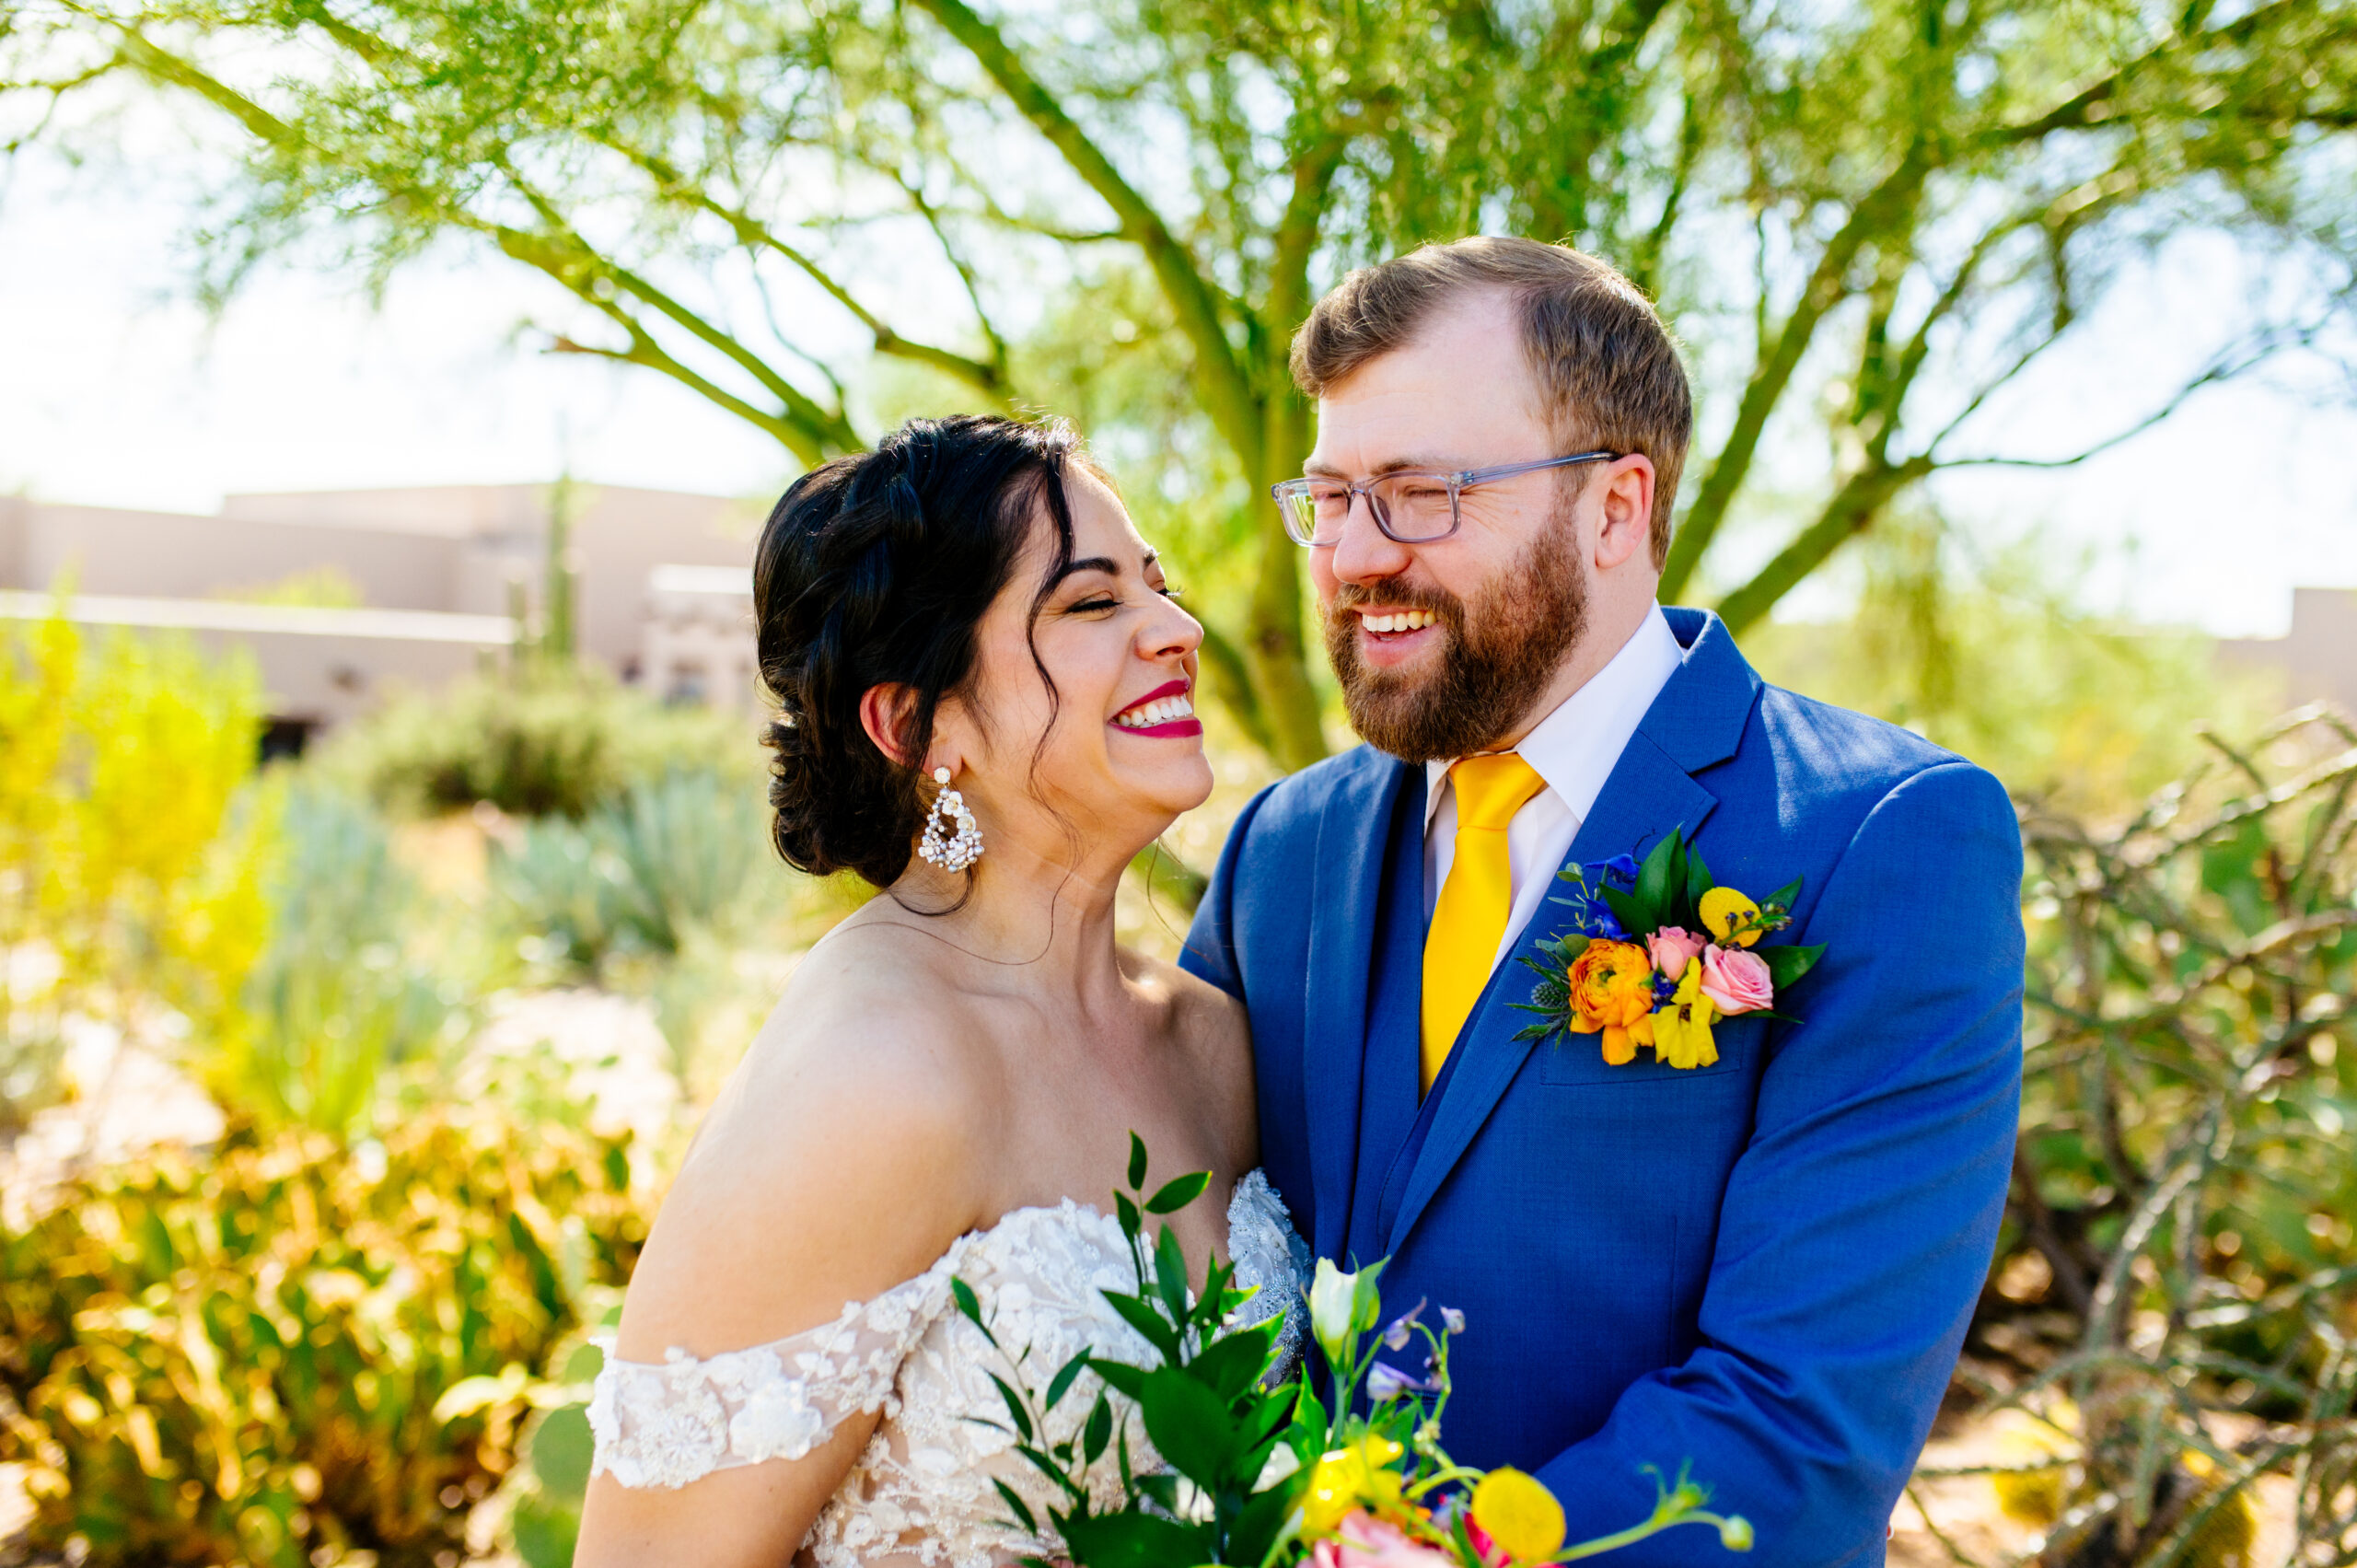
[755,414,1085,888]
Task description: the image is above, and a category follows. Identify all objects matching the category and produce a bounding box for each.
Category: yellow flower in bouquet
[1565,940,1656,1065]
[1698,887,1763,947]
[1469,1469,1566,1562]
[1303,1435,1407,1535]
[1650,959,1720,1071]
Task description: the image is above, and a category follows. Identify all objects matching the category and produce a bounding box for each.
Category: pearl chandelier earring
[918,766,983,871]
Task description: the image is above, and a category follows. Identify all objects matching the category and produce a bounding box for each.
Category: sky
[5,141,2354,639]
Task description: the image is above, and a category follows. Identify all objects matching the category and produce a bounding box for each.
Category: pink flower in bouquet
[1646,926,1706,981]
[1700,945,1774,1016]
[1310,1511,1457,1568]
[1463,1517,1514,1568]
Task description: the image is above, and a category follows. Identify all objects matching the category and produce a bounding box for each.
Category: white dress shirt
[1422,603,1685,970]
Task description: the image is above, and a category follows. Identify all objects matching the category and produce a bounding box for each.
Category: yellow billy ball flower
[1469,1468,1566,1562]
[1698,887,1764,947]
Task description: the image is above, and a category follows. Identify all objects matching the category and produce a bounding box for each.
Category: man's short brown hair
[1290,237,1691,569]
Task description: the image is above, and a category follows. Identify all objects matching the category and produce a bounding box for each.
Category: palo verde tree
[4,0,2352,770]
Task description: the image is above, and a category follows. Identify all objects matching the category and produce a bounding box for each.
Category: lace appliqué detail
[587,1172,1311,1568]
[586,1269,944,1489]
[1225,1168,1313,1384]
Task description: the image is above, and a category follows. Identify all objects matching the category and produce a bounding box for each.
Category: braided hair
[754,414,1084,888]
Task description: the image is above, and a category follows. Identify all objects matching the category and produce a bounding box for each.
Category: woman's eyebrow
[1051,555,1125,586]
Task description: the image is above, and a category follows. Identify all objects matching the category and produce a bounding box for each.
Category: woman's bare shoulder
[612,924,1009,1362]
[1126,948,1248,1047]
[1122,947,1255,1157]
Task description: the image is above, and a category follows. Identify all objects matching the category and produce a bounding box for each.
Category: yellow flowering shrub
[0,610,271,1122]
[0,1106,648,1567]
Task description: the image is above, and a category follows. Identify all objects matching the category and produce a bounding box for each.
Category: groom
[1181,238,2024,1565]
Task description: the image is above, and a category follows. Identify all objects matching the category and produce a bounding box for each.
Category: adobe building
[0,483,762,749]
[2219,588,2357,715]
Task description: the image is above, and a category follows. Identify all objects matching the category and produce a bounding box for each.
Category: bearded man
[1181,237,2025,1565]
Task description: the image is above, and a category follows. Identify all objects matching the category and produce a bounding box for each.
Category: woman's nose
[1143,594,1202,658]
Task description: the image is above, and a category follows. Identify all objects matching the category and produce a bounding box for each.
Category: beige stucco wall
[2219,588,2357,714]
[215,483,764,670]
[5,500,466,610]
[2,483,770,731]
[0,593,515,729]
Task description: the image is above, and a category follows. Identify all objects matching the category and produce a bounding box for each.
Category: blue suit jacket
[1180,610,2024,1566]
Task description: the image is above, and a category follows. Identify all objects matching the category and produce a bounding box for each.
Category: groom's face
[1305,288,1593,761]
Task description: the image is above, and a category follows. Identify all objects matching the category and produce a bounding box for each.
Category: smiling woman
[574,413,1272,1568]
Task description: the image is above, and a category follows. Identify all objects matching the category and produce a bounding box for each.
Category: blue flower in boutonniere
[1512,827,1829,1069]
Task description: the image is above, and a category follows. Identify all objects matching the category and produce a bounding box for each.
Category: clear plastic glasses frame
[1270,449,1622,546]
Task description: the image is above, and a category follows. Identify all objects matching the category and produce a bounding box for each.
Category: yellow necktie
[1421,751,1548,1094]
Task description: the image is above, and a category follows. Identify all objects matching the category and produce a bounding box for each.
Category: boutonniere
[1514,827,1825,1070]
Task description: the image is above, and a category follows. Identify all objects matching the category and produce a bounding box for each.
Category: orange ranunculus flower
[1566,940,1657,1065]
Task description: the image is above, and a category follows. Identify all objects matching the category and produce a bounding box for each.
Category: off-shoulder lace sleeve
[587,1269,950,1490]
[1225,1169,1314,1383]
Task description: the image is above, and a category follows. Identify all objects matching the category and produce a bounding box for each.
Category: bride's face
[936,469,1213,857]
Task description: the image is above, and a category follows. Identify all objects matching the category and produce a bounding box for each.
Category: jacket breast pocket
[1533,1015,1761,1086]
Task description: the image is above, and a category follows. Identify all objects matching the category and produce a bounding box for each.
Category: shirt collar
[1423,602,1685,830]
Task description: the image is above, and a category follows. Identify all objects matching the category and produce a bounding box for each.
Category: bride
[575,414,1306,1567]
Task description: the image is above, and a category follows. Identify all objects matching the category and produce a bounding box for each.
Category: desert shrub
[204,784,468,1139]
[1933,707,2357,1565]
[491,769,771,972]
[311,668,751,819]
[0,1104,648,1568]
[0,610,271,1127]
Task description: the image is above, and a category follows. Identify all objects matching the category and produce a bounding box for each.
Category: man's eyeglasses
[1270,450,1622,547]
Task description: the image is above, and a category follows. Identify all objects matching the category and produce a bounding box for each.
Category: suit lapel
[1304,751,1416,1262]
[1379,610,1763,1257]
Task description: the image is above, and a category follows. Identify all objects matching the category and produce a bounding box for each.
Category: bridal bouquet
[964,1139,1753,1568]
[1515,827,1824,1070]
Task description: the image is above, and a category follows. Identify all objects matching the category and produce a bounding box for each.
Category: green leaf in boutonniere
[1761,943,1826,990]
[1633,832,1681,929]
[1681,842,1717,926]
[1599,883,1648,937]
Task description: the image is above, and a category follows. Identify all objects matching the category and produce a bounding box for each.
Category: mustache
[1328,581,1464,624]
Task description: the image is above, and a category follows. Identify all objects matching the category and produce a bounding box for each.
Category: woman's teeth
[1361,610,1438,633]
[1114,693,1196,728]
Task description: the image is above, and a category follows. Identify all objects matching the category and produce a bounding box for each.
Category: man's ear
[1591,455,1657,573]
[858,683,923,767]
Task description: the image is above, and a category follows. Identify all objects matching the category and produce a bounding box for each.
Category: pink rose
[1311,1512,1458,1568]
[1699,945,1774,1016]
[1646,927,1706,981]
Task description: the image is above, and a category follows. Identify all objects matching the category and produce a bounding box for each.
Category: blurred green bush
[309,668,754,820]
[491,769,771,974]
[205,784,470,1140]
[0,1105,647,1568]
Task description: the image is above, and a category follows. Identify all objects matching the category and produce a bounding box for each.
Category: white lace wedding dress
[587,1170,1312,1568]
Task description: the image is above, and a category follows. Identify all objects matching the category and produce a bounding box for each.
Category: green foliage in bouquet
[956,1134,1299,1568]
[975,1137,1753,1568]
[0,1107,647,1568]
